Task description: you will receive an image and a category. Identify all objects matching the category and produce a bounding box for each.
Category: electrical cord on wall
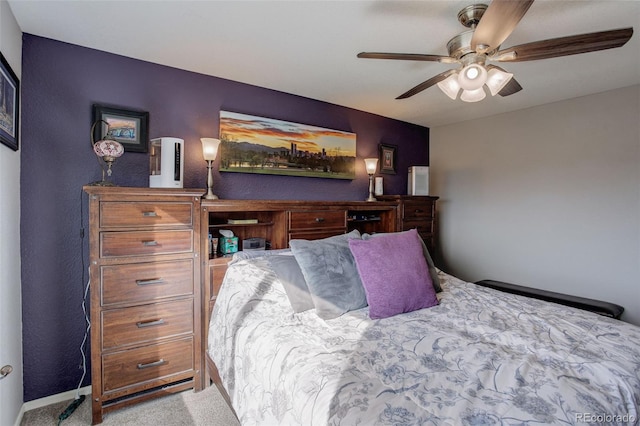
[58,192,91,424]
[76,271,91,397]
[57,272,90,425]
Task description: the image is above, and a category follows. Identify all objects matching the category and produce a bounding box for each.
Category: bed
[207,230,640,425]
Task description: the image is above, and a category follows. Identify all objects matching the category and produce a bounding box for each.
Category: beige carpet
[21,385,240,426]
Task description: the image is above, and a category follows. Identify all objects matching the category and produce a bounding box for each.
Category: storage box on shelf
[84,186,203,425]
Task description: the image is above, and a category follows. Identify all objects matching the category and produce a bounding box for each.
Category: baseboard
[13,405,25,426]
[15,386,91,426]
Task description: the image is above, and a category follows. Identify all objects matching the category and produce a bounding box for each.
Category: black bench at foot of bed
[475,280,624,319]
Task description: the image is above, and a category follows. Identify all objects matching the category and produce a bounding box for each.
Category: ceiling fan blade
[471,0,534,53]
[498,77,522,96]
[494,28,634,62]
[358,52,456,63]
[396,69,457,100]
[485,64,522,96]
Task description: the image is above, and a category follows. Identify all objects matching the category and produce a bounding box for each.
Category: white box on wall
[408,166,429,195]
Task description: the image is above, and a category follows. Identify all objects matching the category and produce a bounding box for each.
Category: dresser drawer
[402,219,434,235]
[289,230,347,241]
[288,210,346,231]
[102,299,193,350]
[100,202,193,228]
[402,200,434,220]
[209,258,229,299]
[101,259,194,306]
[102,337,194,393]
[422,236,436,256]
[100,230,193,258]
[208,258,230,315]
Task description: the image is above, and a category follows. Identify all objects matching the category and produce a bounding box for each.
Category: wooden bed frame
[206,353,237,419]
[199,198,625,417]
[199,198,422,418]
[199,198,410,397]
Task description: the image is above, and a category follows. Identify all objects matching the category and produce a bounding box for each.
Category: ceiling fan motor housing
[447,30,491,61]
[457,4,488,28]
[448,4,495,62]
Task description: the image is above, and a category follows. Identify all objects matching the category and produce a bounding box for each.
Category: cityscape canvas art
[219,111,356,179]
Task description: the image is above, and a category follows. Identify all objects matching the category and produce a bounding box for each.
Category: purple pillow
[348,228,438,319]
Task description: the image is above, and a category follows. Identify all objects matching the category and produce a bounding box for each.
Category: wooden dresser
[376,195,439,255]
[84,186,203,424]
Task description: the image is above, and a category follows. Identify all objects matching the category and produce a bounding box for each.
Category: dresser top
[83,186,206,198]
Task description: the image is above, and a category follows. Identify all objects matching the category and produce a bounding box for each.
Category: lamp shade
[437,73,461,100]
[460,88,486,103]
[457,64,487,91]
[485,68,514,96]
[364,158,378,175]
[201,138,221,161]
[93,139,124,159]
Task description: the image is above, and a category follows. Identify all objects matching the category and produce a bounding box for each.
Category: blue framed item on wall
[93,104,149,153]
[0,52,19,151]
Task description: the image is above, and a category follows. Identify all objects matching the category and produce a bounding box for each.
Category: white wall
[431,86,640,326]
[0,1,23,424]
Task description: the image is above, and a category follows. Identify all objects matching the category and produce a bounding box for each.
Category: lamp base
[203,187,219,200]
[204,162,220,200]
[366,174,376,201]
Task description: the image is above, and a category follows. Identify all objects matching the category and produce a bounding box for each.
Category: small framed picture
[0,52,20,151]
[379,143,397,175]
[93,104,149,153]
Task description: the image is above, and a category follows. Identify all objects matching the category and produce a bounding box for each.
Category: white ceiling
[7,0,640,128]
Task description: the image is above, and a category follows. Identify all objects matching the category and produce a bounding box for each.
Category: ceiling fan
[357,0,633,102]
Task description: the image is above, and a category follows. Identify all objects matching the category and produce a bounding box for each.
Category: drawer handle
[142,211,158,217]
[414,209,424,214]
[142,240,159,246]
[135,278,165,286]
[137,359,166,369]
[136,318,165,328]
[315,217,325,222]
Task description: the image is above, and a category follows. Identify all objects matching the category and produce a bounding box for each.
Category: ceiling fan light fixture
[457,63,487,91]
[437,73,461,100]
[486,68,514,96]
[460,87,486,103]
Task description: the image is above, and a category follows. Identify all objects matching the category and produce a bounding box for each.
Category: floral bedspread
[208,257,640,425]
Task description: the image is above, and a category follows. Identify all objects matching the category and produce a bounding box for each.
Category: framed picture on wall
[0,52,20,151]
[93,104,149,153]
[219,110,357,180]
[379,143,397,175]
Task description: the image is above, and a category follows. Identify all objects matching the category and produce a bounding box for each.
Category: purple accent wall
[20,34,429,401]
